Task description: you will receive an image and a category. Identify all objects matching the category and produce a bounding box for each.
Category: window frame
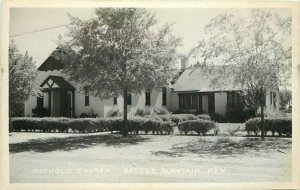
[162,87,167,106]
[37,96,44,109]
[227,91,244,110]
[84,86,90,106]
[113,97,118,105]
[127,94,132,105]
[179,93,198,109]
[145,92,151,106]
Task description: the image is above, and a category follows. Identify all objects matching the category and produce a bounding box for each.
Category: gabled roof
[40,75,75,90]
[172,67,242,92]
[37,47,64,71]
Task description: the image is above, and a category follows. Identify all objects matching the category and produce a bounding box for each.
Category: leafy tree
[9,41,38,117]
[191,9,291,139]
[57,8,181,136]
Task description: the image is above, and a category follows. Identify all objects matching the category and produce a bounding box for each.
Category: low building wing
[172,67,242,92]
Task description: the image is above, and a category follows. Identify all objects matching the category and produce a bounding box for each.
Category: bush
[32,107,49,117]
[225,109,256,123]
[245,118,260,136]
[197,114,211,120]
[245,117,292,137]
[135,108,151,117]
[211,109,256,123]
[106,108,122,117]
[178,119,217,135]
[145,114,199,125]
[79,110,98,118]
[111,116,175,135]
[79,112,89,118]
[144,114,164,122]
[11,117,70,132]
[69,118,108,133]
[169,114,199,124]
[211,113,226,123]
[153,107,169,115]
[11,116,175,135]
[11,117,110,133]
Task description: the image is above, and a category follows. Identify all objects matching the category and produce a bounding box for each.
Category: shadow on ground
[152,137,292,158]
[10,134,150,153]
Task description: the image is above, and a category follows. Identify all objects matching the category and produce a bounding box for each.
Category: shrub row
[12,117,70,132]
[178,119,218,135]
[109,117,175,135]
[144,114,210,125]
[245,117,292,137]
[11,117,175,135]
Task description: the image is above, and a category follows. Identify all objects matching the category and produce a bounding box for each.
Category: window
[179,93,198,109]
[84,86,89,106]
[270,92,273,106]
[127,94,132,105]
[227,92,233,105]
[162,87,167,106]
[208,93,215,114]
[269,92,276,108]
[273,93,276,108]
[191,94,198,109]
[227,91,243,110]
[37,96,44,109]
[113,97,117,105]
[145,92,151,106]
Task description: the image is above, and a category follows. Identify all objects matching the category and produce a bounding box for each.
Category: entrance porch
[38,75,75,117]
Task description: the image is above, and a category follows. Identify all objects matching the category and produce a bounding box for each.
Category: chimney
[181,56,189,69]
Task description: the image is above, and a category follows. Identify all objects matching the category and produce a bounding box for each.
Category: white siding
[169,92,179,112]
[214,92,227,115]
[74,90,104,117]
[24,96,36,117]
[202,95,208,114]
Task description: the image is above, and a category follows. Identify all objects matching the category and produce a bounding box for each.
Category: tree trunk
[123,85,128,137]
[122,49,128,137]
[260,100,265,140]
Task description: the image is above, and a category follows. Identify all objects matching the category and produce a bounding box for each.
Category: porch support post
[48,91,52,116]
[198,93,202,114]
[72,90,75,118]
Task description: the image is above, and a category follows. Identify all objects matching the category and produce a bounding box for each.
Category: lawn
[9,124,292,183]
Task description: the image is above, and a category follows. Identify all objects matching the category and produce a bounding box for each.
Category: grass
[153,136,291,158]
[10,134,149,153]
[9,131,292,183]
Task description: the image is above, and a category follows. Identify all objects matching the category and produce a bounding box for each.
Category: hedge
[12,117,70,133]
[197,114,211,121]
[178,119,218,135]
[11,116,175,135]
[108,117,175,135]
[145,114,201,125]
[245,117,292,137]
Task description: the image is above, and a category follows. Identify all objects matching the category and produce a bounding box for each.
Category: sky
[9,8,291,69]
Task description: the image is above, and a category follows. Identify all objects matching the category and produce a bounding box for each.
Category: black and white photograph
[0,0,299,189]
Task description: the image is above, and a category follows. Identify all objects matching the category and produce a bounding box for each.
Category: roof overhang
[173,89,243,93]
[40,75,75,90]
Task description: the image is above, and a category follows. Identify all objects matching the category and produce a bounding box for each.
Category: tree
[191,9,291,139]
[9,41,38,117]
[57,8,181,136]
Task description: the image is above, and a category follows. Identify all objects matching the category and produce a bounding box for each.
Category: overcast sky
[9,8,290,68]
